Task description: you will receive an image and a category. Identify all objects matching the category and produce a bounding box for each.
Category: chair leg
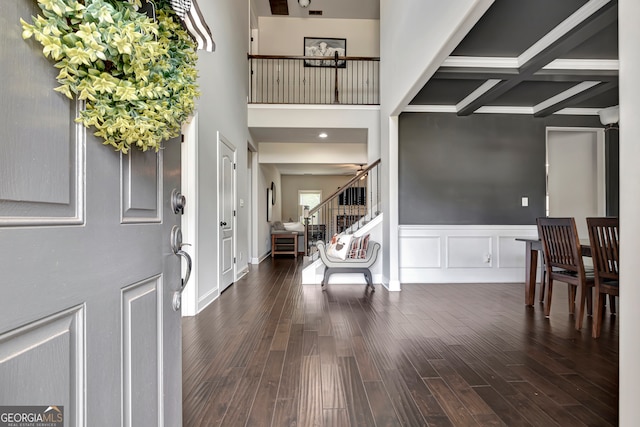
[539,270,547,303]
[586,287,593,316]
[609,295,616,315]
[567,285,576,315]
[593,292,606,338]
[575,284,587,330]
[544,278,553,318]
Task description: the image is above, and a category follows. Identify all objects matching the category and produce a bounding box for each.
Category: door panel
[1,1,82,224]
[0,1,183,425]
[0,307,84,426]
[122,149,162,222]
[122,277,160,427]
[0,103,83,224]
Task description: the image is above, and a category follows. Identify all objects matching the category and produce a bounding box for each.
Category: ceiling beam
[533,80,618,117]
[533,81,601,116]
[456,1,618,116]
[434,69,519,80]
[531,70,618,82]
[455,79,502,112]
[436,58,618,81]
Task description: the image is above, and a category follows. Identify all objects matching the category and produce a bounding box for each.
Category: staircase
[303,159,381,258]
[301,160,383,285]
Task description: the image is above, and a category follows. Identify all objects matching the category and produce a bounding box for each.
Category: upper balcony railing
[248,54,380,105]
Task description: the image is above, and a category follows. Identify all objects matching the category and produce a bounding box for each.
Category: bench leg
[321,267,374,292]
[321,268,331,291]
[363,269,374,291]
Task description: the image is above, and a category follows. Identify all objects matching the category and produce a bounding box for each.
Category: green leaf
[20,0,199,153]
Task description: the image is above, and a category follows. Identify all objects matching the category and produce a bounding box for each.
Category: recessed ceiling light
[319,132,328,138]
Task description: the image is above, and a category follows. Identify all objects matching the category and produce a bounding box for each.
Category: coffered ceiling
[408,0,619,117]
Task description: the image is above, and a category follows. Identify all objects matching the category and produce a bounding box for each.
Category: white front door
[0,2,183,425]
[219,134,236,292]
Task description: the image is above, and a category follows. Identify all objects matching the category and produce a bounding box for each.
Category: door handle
[220,221,227,226]
[170,225,193,311]
[172,248,192,311]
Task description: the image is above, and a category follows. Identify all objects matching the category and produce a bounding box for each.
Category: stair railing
[248,54,380,105]
[304,159,381,256]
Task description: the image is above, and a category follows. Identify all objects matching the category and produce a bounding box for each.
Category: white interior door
[547,128,606,237]
[219,134,236,292]
[247,149,253,266]
[0,2,183,425]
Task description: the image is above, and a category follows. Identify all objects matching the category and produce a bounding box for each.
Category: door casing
[219,132,237,292]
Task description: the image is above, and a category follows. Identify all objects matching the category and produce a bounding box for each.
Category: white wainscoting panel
[399,236,441,268]
[399,225,538,283]
[498,235,528,268]
[447,236,492,268]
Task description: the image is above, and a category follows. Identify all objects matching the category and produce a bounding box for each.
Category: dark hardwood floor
[182,257,618,426]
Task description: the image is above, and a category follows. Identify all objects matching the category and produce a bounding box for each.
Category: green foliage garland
[21,0,199,153]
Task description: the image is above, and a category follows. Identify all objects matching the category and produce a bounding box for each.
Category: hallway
[182,258,618,426]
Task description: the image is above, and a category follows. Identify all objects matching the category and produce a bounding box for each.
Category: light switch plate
[521,197,528,207]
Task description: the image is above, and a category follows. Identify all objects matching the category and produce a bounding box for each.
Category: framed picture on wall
[304,37,346,67]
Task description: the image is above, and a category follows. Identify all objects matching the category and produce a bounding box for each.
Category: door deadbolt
[171,189,186,215]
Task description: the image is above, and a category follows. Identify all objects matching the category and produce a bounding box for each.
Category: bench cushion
[348,233,370,259]
[326,234,353,260]
[317,240,380,268]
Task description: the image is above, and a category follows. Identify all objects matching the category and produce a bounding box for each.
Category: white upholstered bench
[316,240,380,291]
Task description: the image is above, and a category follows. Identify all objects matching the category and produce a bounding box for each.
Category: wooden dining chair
[587,217,619,338]
[537,217,594,330]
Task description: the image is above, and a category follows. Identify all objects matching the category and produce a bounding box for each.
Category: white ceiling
[276,163,362,176]
[249,127,367,144]
[251,0,380,20]
[253,127,367,175]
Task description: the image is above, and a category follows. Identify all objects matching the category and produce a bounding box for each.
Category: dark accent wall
[399,113,602,225]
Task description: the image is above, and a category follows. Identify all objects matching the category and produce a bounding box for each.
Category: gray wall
[399,112,603,225]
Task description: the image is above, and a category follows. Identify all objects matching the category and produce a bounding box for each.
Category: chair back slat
[537,217,583,273]
[587,217,619,281]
